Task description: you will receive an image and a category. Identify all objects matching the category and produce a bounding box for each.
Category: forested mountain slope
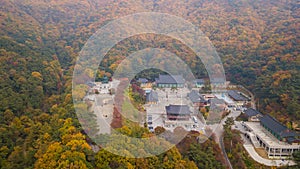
[1,0,298,120]
[0,0,299,168]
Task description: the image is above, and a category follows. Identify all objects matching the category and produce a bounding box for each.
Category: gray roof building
[210,98,225,104]
[228,90,250,101]
[260,115,299,140]
[86,81,96,87]
[155,74,185,84]
[188,90,206,103]
[244,108,263,118]
[138,78,148,83]
[210,98,226,110]
[210,77,226,84]
[146,91,158,103]
[194,79,205,84]
[166,105,191,116]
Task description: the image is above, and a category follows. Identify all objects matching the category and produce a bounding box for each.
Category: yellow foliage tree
[34,119,92,169]
[31,71,43,81]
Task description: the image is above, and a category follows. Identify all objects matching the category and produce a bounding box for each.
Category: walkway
[220,135,233,169]
[243,144,296,167]
[211,109,241,169]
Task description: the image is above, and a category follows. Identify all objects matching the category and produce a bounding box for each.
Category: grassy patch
[255,148,269,159]
[121,99,139,121]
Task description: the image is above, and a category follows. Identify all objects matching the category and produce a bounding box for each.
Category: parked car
[192,116,198,123]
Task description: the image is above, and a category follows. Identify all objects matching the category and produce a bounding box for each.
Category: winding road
[220,134,233,169]
[210,108,242,169]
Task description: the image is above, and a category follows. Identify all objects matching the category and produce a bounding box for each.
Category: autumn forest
[0,0,299,168]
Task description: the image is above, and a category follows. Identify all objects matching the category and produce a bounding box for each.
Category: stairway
[247,132,261,148]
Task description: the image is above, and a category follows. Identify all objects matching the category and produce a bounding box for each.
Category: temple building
[243,114,300,159]
[155,74,185,88]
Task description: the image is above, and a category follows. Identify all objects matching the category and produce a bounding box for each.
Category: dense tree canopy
[0,0,299,168]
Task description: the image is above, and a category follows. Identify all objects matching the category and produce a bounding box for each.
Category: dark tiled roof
[244,108,262,117]
[166,105,191,115]
[260,115,297,138]
[228,90,249,101]
[210,98,226,110]
[146,91,158,102]
[286,137,300,144]
[210,98,225,105]
[194,79,205,84]
[210,77,226,84]
[155,74,185,84]
[188,90,206,103]
[102,76,109,83]
[86,81,96,87]
[138,78,148,83]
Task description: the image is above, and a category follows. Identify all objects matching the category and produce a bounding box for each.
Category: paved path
[94,104,113,134]
[93,94,114,134]
[243,144,296,167]
[219,135,233,169]
[210,108,241,169]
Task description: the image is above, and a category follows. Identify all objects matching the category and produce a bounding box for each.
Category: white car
[192,116,198,123]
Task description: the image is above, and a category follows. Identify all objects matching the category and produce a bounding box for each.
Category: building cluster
[241,108,300,158]
[137,74,300,158]
[85,73,300,159]
[141,74,250,107]
[86,76,111,95]
[136,74,248,132]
